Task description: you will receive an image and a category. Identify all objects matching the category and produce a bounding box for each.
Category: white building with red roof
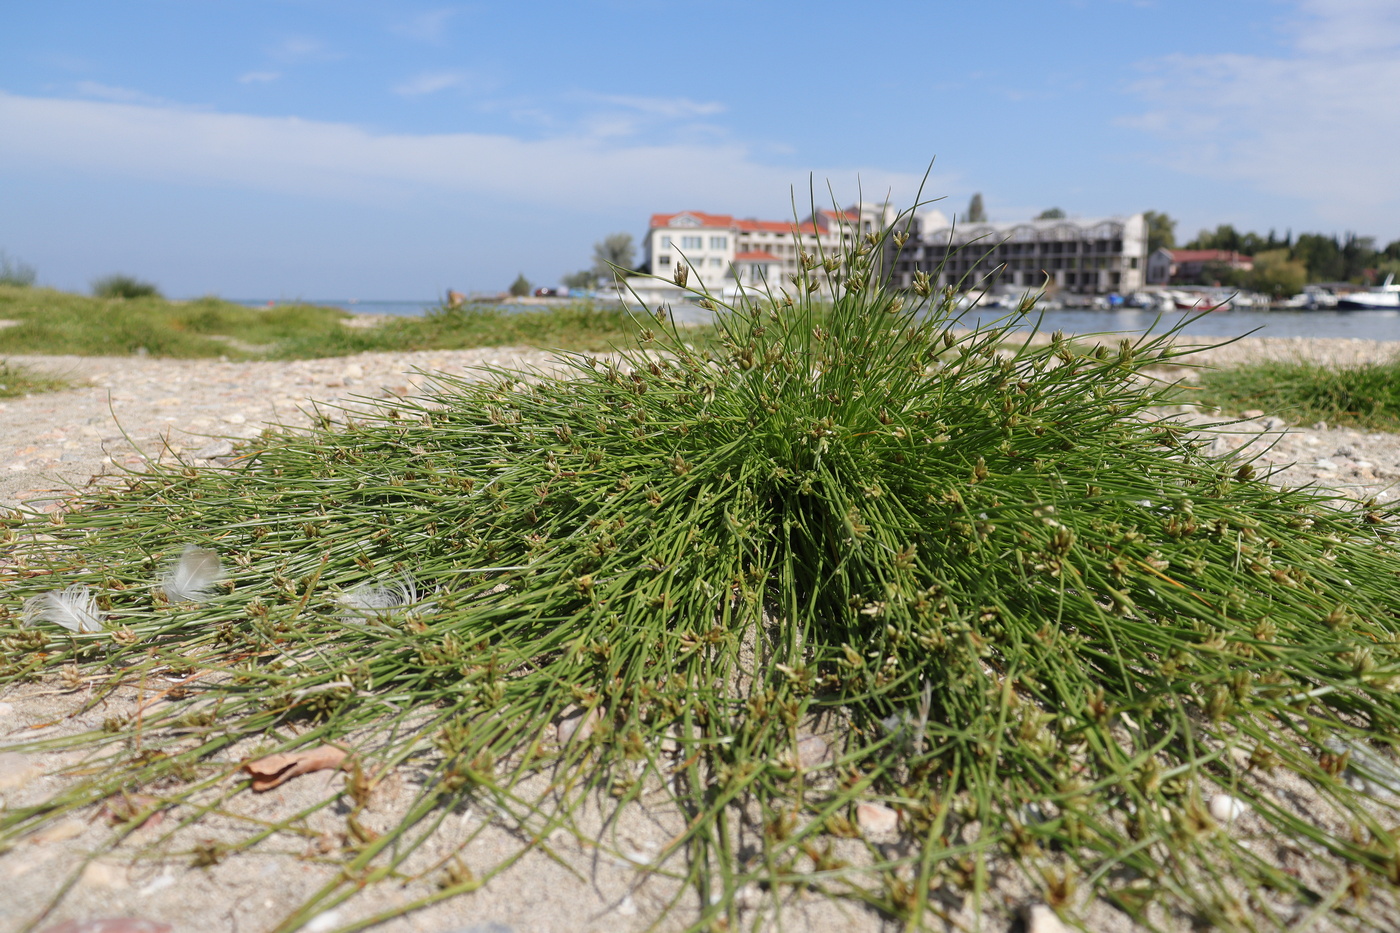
[641,203,896,295]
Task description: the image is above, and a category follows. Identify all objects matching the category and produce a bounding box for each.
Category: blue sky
[1,0,1397,298]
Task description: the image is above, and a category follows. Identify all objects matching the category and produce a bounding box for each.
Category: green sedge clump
[5,201,1400,931]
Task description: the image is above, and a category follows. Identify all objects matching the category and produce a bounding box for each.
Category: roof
[649,211,737,230]
[733,251,782,262]
[648,211,837,238]
[1170,249,1253,263]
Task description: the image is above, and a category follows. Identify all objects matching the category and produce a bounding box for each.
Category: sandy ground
[4,337,1400,933]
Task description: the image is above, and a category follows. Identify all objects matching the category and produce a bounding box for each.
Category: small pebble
[0,751,36,792]
[1312,420,1328,431]
[0,700,12,717]
[80,862,128,889]
[1209,793,1248,822]
[555,705,601,745]
[32,818,88,844]
[220,412,247,425]
[190,439,234,459]
[305,911,341,933]
[795,733,832,770]
[856,801,899,834]
[615,895,637,916]
[1024,904,1067,933]
[38,920,171,933]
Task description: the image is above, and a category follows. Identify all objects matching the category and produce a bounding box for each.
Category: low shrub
[6,199,1400,930]
[92,273,162,299]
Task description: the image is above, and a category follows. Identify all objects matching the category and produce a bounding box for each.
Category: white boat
[1336,274,1400,310]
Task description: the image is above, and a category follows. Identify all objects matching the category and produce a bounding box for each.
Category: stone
[38,921,171,933]
[191,439,234,459]
[795,733,832,770]
[1023,904,1067,933]
[31,818,87,844]
[0,751,37,792]
[1335,445,1356,458]
[80,861,128,889]
[1208,793,1247,823]
[1312,421,1328,431]
[0,701,13,718]
[856,802,899,835]
[1242,409,1264,419]
[220,412,246,425]
[555,705,602,745]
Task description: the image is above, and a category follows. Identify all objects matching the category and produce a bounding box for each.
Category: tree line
[1145,211,1400,296]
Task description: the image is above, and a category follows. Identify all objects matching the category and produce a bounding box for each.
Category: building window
[710,257,723,268]
[658,255,671,266]
[661,236,672,248]
[681,236,703,250]
[710,236,728,249]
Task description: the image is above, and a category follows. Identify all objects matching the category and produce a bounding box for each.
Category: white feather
[161,546,225,603]
[22,585,106,633]
[339,575,434,622]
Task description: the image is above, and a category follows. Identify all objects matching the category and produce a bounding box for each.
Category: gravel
[0,347,590,514]
[3,335,1399,516]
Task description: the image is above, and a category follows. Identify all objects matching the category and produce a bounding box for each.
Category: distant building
[890,214,1148,295]
[1152,249,1254,285]
[641,203,896,293]
[1145,248,1175,285]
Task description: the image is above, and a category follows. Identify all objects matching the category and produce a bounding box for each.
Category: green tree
[1143,211,1176,255]
[1247,249,1307,297]
[509,273,532,297]
[964,193,987,223]
[562,269,595,290]
[1036,207,1065,220]
[1292,234,1345,282]
[1186,224,1242,253]
[592,233,636,281]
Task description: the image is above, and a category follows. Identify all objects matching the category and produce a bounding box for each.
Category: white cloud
[393,71,477,97]
[392,9,457,43]
[585,94,727,120]
[238,71,281,85]
[73,81,170,107]
[269,36,334,63]
[1124,0,1400,232]
[0,91,938,218]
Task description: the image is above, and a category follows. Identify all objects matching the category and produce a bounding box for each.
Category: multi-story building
[890,213,1149,295]
[642,204,896,294]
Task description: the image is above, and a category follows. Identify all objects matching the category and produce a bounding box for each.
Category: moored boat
[1336,274,1400,310]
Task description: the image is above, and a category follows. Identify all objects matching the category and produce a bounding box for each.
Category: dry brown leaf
[242,744,348,792]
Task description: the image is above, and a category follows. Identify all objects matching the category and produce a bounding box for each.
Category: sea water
[237,300,1400,342]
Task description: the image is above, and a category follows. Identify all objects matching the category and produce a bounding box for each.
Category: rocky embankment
[1,336,1398,514]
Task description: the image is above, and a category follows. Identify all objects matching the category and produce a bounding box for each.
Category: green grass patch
[0,285,696,359]
[1190,355,1400,430]
[0,358,67,398]
[6,211,1400,931]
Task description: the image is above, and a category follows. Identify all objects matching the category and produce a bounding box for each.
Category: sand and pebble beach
[3,336,1400,933]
